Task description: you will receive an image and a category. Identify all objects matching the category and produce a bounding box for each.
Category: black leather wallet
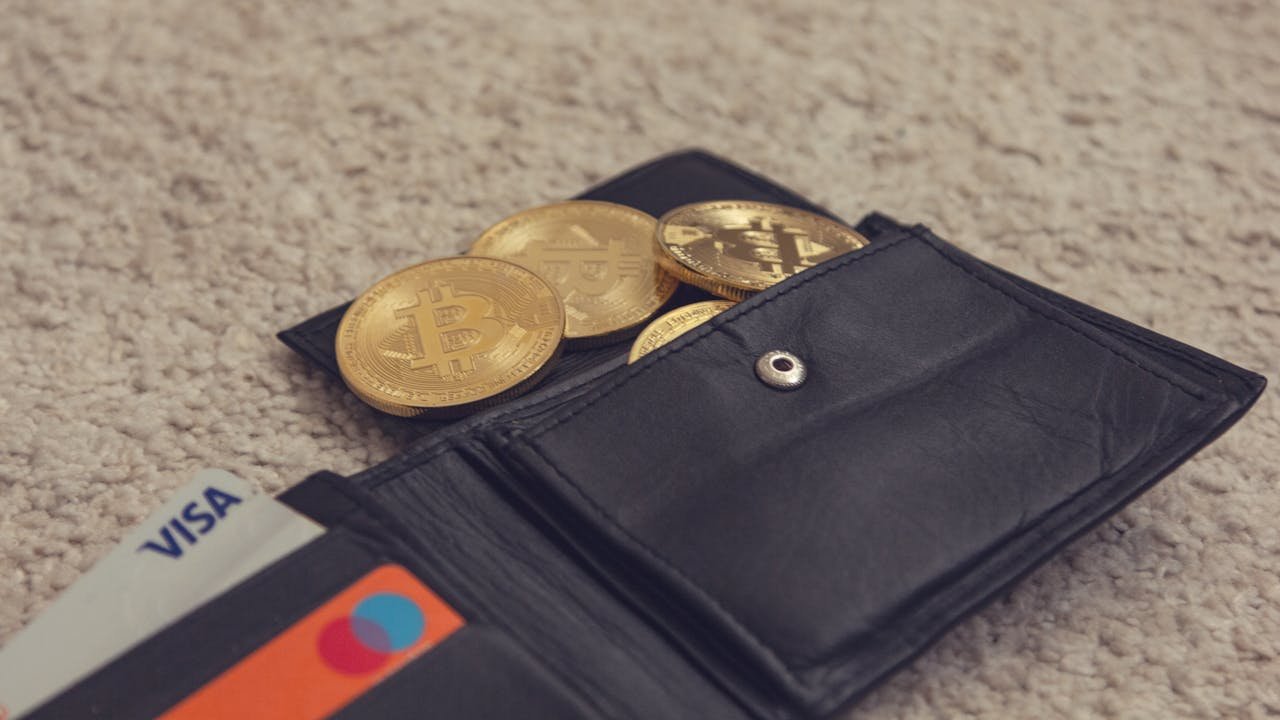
[42,151,1264,719]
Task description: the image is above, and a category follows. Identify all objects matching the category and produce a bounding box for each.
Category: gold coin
[469,201,679,344]
[655,201,870,300]
[627,300,736,363]
[336,256,565,417]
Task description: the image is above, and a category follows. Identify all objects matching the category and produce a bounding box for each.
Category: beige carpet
[1,0,1277,716]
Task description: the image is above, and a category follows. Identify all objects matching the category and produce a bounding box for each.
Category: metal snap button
[755,350,807,390]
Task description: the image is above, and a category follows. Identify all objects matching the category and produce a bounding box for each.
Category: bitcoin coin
[627,300,736,363]
[336,256,565,417]
[469,201,678,344]
[655,201,870,300]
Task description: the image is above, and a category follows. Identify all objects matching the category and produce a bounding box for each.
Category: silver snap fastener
[755,350,807,390]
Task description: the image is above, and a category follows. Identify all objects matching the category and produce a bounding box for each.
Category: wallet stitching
[525,230,921,441]
[1073,314,1245,382]
[914,234,1208,401]
[1010,279,1260,391]
[988,266,1250,380]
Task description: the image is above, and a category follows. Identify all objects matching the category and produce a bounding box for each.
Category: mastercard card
[157,563,465,720]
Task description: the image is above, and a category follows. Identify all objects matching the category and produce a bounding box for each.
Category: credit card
[158,564,465,720]
[0,470,324,719]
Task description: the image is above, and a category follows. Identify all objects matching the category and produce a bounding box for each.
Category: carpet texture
[1,0,1277,717]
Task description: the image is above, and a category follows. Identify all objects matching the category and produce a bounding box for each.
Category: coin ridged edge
[627,299,737,363]
[653,249,756,301]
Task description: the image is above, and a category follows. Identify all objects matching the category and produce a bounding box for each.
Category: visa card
[158,564,465,720]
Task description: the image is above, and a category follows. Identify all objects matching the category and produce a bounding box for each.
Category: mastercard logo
[161,565,463,720]
[316,592,426,675]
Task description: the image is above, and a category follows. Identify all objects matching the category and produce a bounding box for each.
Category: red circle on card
[316,617,390,675]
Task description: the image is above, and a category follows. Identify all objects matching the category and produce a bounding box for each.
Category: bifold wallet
[36,151,1264,719]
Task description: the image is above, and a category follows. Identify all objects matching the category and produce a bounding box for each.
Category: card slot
[338,443,757,719]
[494,227,1255,716]
[29,510,601,720]
[330,625,596,720]
[27,527,378,720]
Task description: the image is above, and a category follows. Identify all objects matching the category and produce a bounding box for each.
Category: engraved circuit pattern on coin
[655,201,870,300]
[336,257,565,417]
[469,201,678,343]
[627,300,736,363]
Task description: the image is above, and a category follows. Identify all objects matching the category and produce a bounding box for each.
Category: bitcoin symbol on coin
[392,284,504,372]
[336,257,565,417]
[521,234,640,296]
[688,215,837,276]
[469,201,677,342]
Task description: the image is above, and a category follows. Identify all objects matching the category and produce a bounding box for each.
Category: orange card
[160,564,464,720]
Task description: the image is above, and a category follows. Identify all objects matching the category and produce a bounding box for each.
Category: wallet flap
[495,225,1261,716]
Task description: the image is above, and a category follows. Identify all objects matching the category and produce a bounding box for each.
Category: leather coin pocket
[496,225,1261,717]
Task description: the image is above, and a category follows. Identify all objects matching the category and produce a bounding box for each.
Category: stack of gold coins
[336,201,676,417]
[335,197,869,417]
